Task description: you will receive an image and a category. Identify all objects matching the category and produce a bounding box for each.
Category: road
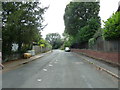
[2,50,118,88]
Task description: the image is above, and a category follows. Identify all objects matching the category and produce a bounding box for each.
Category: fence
[2,46,52,62]
[3,53,22,62]
[71,37,120,65]
[32,46,52,54]
[89,37,120,52]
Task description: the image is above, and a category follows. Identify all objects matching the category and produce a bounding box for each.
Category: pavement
[2,50,118,88]
[73,52,120,79]
[2,50,52,72]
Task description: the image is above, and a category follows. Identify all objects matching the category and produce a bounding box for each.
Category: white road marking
[37,79,42,82]
[43,69,47,71]
[49,64,53,67]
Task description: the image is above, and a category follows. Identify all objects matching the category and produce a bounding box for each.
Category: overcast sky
[40,0,119,38]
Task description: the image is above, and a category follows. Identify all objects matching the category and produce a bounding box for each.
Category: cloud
[41,0,72,38]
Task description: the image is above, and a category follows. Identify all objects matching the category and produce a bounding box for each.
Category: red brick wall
[71,49,120,65]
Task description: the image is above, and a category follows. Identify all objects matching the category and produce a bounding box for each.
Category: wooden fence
[89,37,120,52]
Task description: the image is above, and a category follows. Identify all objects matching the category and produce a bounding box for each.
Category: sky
[40,0,120,39]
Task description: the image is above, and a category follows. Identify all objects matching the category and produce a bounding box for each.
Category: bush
[102,12,120,40]
[88,38,95,48]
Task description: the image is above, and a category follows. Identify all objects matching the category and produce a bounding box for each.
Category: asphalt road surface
[2,50,118,88]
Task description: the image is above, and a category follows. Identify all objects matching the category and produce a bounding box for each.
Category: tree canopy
[2,2,48,57]
[63,2,100,48]
[38,38,52,49]
[64,2,100,36]
[45,33,63,49]
[102,12,120,40]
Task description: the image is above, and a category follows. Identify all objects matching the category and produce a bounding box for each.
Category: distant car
[65,47,71,52]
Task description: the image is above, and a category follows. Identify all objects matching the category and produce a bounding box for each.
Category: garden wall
[3,46,52,62]
[71,49,120,66]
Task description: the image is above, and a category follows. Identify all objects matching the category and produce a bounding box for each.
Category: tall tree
[64,2,100,36]
[45,33,63,49]
[63,2,100,48]
[2,2,48,58]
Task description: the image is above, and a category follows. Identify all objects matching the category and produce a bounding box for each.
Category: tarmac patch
[74,62,84,64]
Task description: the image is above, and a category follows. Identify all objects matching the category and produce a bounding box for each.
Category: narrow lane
[2,50,118,88]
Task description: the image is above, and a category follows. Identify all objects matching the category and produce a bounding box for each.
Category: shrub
[88,38,95,48]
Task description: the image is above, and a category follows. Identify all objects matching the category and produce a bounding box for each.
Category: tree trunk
[18,42,22,53]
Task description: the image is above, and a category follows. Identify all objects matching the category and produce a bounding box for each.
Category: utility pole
[0,2,2,90]
[0,2,4,69]
[0,21,1,54]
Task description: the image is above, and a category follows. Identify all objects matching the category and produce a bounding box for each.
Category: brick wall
[71,49,120,65]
